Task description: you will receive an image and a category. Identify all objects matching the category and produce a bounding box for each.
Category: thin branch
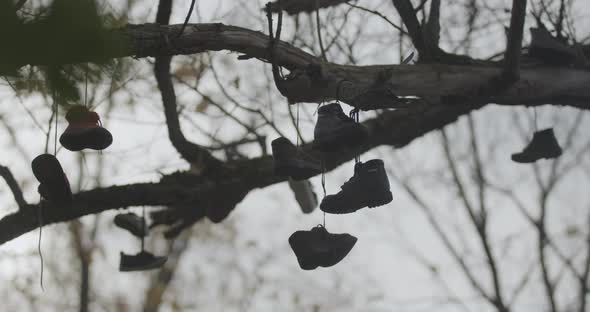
[345,2,406,33]
[0,165,27,209]
[441,128,508,311]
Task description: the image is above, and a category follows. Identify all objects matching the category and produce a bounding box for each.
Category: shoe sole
[119,256,168,272]
[320,190,393,214]
[60,127,113,151]
[313,124,368,152]
[511,150,562,163]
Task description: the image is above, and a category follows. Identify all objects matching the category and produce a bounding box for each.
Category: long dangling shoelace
[349,108,361,164]
[141,206,146,252]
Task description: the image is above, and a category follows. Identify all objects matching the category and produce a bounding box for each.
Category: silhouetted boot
[32,154,72,204]
[60,105,112,151]
[320,159,392,214]
[511,128,562,163]
[119,251,167,272]
[288,225,357,270]
[528,27,578,65]
[313,103,368,152]
[272,137,321,181]
[114,213,147,238]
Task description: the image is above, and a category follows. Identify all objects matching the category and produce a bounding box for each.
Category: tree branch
[13,23,590,110]
[503,0,527,83]
[0,99,477,245]
[391,0,434,61]
[0,165,27,210]
[153,0,223,170]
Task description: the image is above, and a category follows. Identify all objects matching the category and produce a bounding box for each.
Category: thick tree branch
[503,0,527,82]
[0,99,478,245]
[13,23,590,109]
[0,165,27,209]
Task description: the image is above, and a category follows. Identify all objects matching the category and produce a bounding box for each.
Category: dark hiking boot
[528,27,578,65]
[320,159,392,214]
[313,103,368,152]
[512,128,563,163]
[119,251,167,272]
[288,225,357,270]
[60,105,112,151]
[272,137,321,181]
[114,213,147,237]
[31,154,72,204]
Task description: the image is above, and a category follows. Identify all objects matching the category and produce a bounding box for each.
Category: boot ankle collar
[318,103,343,114]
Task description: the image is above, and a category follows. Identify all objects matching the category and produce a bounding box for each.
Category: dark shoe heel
[367,191,393,208]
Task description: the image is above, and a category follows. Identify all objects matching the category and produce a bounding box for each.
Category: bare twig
[0,165,27,209]
[441,128,508,311]
[345,2,406,33]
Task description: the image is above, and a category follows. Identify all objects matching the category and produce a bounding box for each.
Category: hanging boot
[511,128,562,163]
[288,225,357,270]
[114,213,147,238]
[528,27,578,65]
[313,103,368,152]
[32,154,72,204]
[119,251,167,272]
[60,105,112,151]
[320,159,392,214]
[272,137,321,181]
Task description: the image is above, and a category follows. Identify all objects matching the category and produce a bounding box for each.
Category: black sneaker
[512,128,563,163]
[114,213,147,237]
[31,154,72,204]
[288,225,357,270]
[272,137,321,181]
[320,159,392,214]
[119,251,167,272]
[313,103,368,152]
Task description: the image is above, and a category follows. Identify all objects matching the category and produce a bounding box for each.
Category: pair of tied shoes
[289,225,357,270]
[114,212,168,272]
[60,105,112,151]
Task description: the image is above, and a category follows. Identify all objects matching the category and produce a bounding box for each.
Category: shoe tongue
[311,225,329,238]
[353,162,364,174]
[319,103,342,114]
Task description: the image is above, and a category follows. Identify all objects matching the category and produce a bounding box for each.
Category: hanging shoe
[320,159,392,214]
[59,105,112,151]
[288,225,357,270]
[288,179,318,214]
[32,154,72,204]
[119,251,167,272]
[272,137,321,181]
[528,27,578,65]
[313,103,368,152]
[511,128,563,163]
[114,213,147,237]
